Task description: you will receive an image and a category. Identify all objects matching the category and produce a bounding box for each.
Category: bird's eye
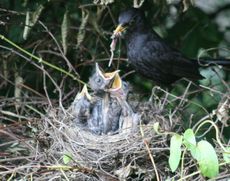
[129,19,135,26]
[96,77,102,84]
[129,14,138,26]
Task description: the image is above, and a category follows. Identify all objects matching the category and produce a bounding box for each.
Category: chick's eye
[96,77,102,84]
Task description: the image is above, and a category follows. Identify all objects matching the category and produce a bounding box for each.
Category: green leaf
[23,11,31,40]
[195,140,219,178]
[169,134,183,172]
[223,147,230,163]
[23,4,44,40]
[93,0,114,5]
[165,178,175,181]
[61,10,69,55]
[63,153,72,164]
[183,129,197,158]
[153,122,160,134]
[88,6,106,39]
[76,9,89,48]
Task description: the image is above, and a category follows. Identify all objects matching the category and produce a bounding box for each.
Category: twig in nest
[140,124,160,181]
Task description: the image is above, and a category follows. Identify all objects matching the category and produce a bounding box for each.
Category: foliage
[63,153,73,164]
[168,121,229,179]
[169,134,183,172]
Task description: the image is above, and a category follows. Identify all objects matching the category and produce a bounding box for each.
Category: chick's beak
[95,63,104,79]
[76,84,92,101]
[109,73,122,91]
[104,70,120,80]
[112,24,126,38]
[95,63,120,80]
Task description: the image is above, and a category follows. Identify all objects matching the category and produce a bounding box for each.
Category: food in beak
[111,24,125,39]
[108,24,125,67]
[108,38,117,67]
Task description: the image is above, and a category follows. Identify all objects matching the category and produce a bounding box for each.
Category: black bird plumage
[112,8,230,85]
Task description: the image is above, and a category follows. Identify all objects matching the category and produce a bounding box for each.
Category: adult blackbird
[112,8,230,85]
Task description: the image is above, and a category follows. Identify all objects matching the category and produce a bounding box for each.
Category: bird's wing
[140,38,203,80]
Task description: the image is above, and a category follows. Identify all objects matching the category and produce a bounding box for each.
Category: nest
[36,96,179,180]
[33,65,182,180]
[33,81,230,180]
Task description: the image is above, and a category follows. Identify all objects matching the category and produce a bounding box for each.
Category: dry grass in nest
[36,97,180,180]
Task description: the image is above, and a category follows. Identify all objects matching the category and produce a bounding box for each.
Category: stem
[180,149,187,180]
[0,34,86,85]
[178,162,229,181]
[140,124,160,181]
[195,120,227,152]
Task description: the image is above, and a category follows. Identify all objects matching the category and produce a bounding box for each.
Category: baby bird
[88,63,121,134]
[71,85,92,126]
[89,63,120,93]
[108,73,140,134]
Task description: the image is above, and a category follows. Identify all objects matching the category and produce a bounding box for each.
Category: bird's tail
[197,58,230,67]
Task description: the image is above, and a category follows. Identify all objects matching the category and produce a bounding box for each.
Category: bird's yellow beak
[112,24,126,38]
[107,73,122,92]
[95,63,120,80]
[114,24,125,34]
[76,84,92,100]
[104,70,120,80]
